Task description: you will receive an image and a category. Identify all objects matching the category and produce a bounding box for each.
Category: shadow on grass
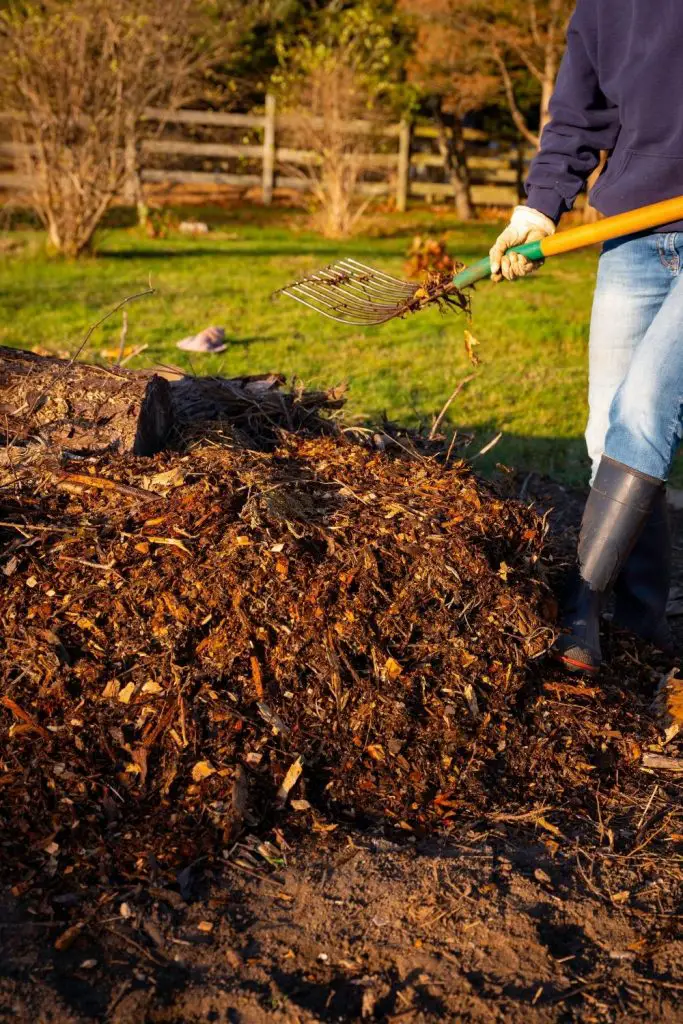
[358,403,593,488]
[96,246,407,262]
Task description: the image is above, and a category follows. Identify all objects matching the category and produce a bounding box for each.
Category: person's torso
[582,0,683,219]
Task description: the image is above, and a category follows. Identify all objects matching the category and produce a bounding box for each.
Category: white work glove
[489,205,556,283]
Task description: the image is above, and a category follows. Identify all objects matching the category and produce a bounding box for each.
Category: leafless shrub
[0,0,263,257]
[284,62,385,239]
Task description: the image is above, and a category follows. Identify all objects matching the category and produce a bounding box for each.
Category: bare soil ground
[2,810,683,1023]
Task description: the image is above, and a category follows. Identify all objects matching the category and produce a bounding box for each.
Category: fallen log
[0,345,346,464]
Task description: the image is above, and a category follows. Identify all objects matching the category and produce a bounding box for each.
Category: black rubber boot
[612,491,674,653]
[554,457,664,674]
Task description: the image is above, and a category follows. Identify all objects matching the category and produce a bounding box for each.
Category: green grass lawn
[0,204,626,487]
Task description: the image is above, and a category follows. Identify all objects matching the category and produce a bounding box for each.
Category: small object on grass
[176,326,227,354]
[179,221,210,236]
[464,329,480,367]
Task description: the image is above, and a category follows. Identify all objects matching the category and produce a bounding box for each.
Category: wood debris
[1,346,680,907]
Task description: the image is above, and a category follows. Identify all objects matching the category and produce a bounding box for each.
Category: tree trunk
[432,103,475,222]
[539,63,556,138]
[0,347,346,470]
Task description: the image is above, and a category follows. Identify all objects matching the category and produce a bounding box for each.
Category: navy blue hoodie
[526,0,683,230]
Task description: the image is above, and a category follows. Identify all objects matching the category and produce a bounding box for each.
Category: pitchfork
[277,196,683,325]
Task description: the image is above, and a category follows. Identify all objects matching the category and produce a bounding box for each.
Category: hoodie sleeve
[525,0,621,222]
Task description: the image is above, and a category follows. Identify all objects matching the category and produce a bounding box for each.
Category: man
[489,0,682,674]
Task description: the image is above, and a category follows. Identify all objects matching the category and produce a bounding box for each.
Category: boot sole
[552,650,601,676]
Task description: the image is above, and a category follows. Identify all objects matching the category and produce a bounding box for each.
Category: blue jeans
[587,233,683,482]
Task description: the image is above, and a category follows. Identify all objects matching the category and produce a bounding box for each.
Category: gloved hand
[489,205,556,283]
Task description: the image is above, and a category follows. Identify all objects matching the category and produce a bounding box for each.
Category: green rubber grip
[451,240,545,289]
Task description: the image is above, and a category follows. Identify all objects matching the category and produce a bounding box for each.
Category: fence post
[262,93,276,206]
[124,116,148,227]
[396,119,411,213]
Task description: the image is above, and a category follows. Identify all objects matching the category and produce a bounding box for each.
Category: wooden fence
[0,96,531,209]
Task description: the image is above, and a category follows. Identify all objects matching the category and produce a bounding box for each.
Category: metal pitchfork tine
[276,258,421,326]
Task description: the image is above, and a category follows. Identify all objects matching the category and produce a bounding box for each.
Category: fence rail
[0,96,532,208]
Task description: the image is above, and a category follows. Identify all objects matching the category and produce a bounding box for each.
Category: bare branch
[492,46,540,148]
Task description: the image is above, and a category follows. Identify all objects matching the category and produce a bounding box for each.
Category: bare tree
[400,0,498,220]
[0,0,264,257]
[280,62,385,238]
[460,0,573,148]
[274,0,410,238]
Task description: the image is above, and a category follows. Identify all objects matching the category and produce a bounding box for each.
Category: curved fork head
[276,258,422,325]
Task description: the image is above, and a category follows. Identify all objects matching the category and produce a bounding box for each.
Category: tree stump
[0,346,346,464]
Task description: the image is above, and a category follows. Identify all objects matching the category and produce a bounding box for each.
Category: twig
[542,981,602,1006]
[57,472,160,502]
[119,343,148,366]
[103,925,167,966]
[56,556,124,579]
[636,784,659,832]
[543,681,600,699]
[0,521,71,534]
[642,753,683,772]
[429,375,476,440]
[69,283,154,367]
[115,309,129,366]
[473,431,503,459]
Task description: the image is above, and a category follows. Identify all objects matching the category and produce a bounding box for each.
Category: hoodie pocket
[591,150,683,215]
[589,148,633,205]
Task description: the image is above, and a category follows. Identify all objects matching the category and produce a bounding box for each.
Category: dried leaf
[464,329,480,367]
[276,756,303,808]
[257,702,289,736]
[147,536,191,555]
[142,680,163,695]
[612,890,630,905]
[118,682,136,704]
[192,760,215,782]
[54,921,84,951]
[102,680,120,699]
[536,816,563,838]
[1,697,50,740]
[384,657,402,681]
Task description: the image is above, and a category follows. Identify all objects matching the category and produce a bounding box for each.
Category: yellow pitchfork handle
[452,195,683,289]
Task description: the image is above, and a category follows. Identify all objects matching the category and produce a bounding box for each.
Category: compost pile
[0,349,669,900]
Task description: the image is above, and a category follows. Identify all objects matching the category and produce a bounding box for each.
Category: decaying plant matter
[401,267,471,317]
[1,347,682,910]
